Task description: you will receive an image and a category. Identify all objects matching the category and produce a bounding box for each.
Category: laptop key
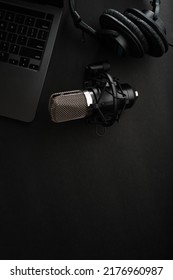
[0,41,9,52]
[9,44,19,54]
[7,33,17,43]
[38,30,48,41]
[9,58,19,65]
[8,23,18,33]
[15,14,25,24]
[25,17,35,26]
[0,51,9,62]
[35,19,51,30]
[17,25,28,35]
[0,31,7,40]
[20,47,42,60]
[0,20,7,30]
[17,35,27,45]
[28,27,37,38]
[27,38,45,50]
[5,12,14,22]
[19,57,30,67]
[29,64,39,71]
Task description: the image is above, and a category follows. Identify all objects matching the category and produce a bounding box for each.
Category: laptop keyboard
[0,2,54,71]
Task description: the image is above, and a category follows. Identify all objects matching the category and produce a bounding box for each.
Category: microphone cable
[84,71,128,127]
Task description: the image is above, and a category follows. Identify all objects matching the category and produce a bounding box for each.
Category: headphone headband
[69,0,97,37]
[151,0,161,19]
[68,0,169,58]
[69,0,161,30]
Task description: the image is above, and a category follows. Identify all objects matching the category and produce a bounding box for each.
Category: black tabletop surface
[0,0,173,260]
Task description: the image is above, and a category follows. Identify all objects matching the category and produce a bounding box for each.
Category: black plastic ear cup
[96,29,128,56]
[124,8,169,55]
[105,9,149,53]
[100,10,145,57]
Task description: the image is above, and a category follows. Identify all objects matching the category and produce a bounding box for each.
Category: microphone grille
[49,90,88,123]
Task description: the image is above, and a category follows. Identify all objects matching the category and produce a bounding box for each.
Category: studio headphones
[69,0,170,57]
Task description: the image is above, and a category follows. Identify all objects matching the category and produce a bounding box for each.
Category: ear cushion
[125,8,168,53]
[100,10,144,57]
[125,12,165,57]
[105,9,149,53]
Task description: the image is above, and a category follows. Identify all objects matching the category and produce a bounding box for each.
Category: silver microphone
[49,62,139,127]
[49,90,94,123]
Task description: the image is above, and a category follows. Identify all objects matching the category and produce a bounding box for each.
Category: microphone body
[49,63,139,127]
[49,85,138,125]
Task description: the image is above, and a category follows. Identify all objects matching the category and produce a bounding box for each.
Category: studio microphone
[49,63,138,127]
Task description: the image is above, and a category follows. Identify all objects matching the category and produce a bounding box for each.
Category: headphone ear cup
[125,11,165,57]
[96,29,127,56]
[124,8,169,56]
[105,9,149,54]
[100,9,145,57]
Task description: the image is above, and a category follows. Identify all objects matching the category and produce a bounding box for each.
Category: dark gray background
[0,0,173,259]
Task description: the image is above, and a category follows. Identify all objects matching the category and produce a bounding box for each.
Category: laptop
[0,0,63,122]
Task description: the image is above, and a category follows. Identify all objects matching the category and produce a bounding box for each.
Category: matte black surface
[0,0,173,260]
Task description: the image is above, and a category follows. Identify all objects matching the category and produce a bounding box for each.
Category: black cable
[150,0,161,19]
[88,72,122,127]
